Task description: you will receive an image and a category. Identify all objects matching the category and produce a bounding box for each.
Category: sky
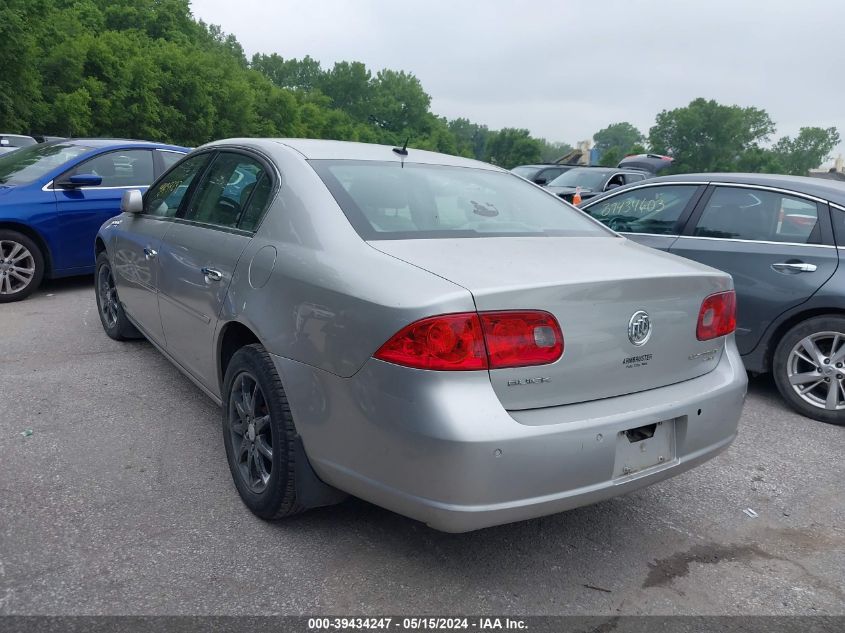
[190,0,844,162]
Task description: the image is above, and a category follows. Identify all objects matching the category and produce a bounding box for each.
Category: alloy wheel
[228,372,273,493]
[0,240,36,295]
[787,331,845,411]
[97,264,120,329]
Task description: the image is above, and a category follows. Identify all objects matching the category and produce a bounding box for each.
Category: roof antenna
[392,137,409,157]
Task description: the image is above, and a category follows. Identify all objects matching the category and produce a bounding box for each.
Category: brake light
[696,291,736,341]
[479,311,563,368]
[374,313,488,370]
[374,310,564,370]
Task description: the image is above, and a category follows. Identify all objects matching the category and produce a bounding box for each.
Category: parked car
[580,173,845,425]
[511,163,574,185]
[95,139,746,532]
[618,153,674,175]
[0,139,188,302]
[0,134,37,155]
[545,167,650,202]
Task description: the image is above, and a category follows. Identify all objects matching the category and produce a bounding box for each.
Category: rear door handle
[771,262,817,274]
[201,267,223,282]
[143,247,157,260]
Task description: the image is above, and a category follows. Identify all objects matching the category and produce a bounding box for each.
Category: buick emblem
[628,310,652,346]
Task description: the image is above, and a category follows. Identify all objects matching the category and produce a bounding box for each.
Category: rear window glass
[310,160,610,240]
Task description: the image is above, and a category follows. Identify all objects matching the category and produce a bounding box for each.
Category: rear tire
[773,315,845,426]
[95,252,141,340]
[0,230,44,303]
[222,343,305,520]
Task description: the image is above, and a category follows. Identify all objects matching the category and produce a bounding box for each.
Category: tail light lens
[697,291,736,341]
[374,310,564,371]
[479,311,563,368]
[374,313,488,370]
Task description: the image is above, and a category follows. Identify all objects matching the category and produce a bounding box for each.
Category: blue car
[0,139,188,302]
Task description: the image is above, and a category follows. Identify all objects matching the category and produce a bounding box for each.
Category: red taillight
[374,310,563,371]
[374,313,488,370]
[479,311,563,368]
[696,291,736,341]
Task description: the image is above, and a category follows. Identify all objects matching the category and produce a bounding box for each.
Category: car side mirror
[605,182,621,191]
[121,189,143,214]
[64,173,103,187]
[534,178,547,185]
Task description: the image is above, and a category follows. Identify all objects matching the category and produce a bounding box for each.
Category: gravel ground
[0,278,843,616]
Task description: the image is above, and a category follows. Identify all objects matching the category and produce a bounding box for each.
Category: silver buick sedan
[95,139,747,532]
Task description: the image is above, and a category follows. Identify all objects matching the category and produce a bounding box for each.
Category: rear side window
[584,185,699,235]
[158,150,185,170]
[238,174,273,232]
[184,152,267,230]
[694,187,820,243]
[67,149,154,187]
[311,160,610,240]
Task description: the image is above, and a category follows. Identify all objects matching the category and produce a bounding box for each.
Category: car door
[580,183,705,251]
[670,184,839,355]
[112,152,213,346]
[54,149,155,271]
[156,150,272,389]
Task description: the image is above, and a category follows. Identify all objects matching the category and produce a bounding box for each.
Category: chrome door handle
[771,262,817,274]
[143,247,157,260]
[201,267,223,282]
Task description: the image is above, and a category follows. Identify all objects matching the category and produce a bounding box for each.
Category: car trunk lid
[369,236,733,410]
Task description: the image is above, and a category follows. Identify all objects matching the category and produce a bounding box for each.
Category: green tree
[251,53,322,91]
[770,127,841,175]
[649,98,775,172]
[593,122,643,156]
[537,139,573,163]
[485,128,542,168]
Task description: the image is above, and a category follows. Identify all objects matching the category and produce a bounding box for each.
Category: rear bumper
[273,339,747,533]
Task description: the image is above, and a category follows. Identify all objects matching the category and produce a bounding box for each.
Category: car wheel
[95,252,141,340]
[0,230,44,303]
[773,316,845,426]
[222,343,304,519]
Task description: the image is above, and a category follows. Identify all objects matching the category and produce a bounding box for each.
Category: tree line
[0,0,838,174]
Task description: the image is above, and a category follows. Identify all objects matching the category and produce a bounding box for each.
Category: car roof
[647,172,845,206]
[0,133,36,139]
[200,138,504,171]
[55,138,188,150]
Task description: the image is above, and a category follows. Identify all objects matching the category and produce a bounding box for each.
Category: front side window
[65,149,154,187]
[694,187,820,243]
[144,153,211,218]
[311,160,610,240]
[584,185,698,235]
[0,143,92,185]
[184,152,267,229]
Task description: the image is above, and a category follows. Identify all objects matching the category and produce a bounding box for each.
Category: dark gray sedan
[580,173,845,425]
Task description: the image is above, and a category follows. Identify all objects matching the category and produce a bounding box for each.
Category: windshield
[548,168,610,189]
[0,143,91,185]
[311,160,610,240]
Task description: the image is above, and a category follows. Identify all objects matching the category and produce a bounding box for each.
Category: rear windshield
[510,166,539,178]
[310,160,610,240]
[0,143,91,185]
[1,136,36,148]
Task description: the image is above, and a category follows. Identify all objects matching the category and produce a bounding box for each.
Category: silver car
[95,139,747,532]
